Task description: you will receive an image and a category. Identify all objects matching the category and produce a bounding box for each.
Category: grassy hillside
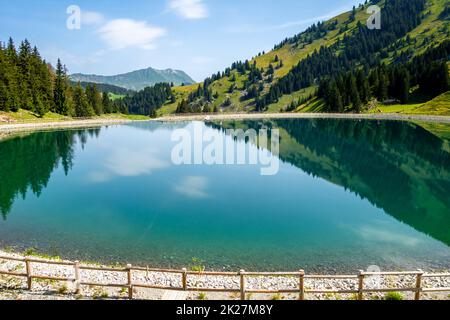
[163,0,449,116]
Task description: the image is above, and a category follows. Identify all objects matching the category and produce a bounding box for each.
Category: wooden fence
[0,255,449,300]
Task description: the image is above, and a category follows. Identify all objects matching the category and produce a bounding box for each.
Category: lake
[0,119,449,272]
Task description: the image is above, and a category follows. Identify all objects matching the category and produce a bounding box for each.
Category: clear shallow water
[0,119,449,272]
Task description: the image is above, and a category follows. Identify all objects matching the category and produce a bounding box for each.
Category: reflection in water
[0,129,99,219]
[0,119,449,271]
[211,119,450,246]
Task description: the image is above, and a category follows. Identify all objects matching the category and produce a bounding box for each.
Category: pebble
[0,250,449,300]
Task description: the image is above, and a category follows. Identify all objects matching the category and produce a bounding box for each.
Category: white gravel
[158,112,450,124]
[1,251,449,300]
[0,119,133,133]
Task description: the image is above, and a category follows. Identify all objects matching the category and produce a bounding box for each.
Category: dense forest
[117,83,175,116]
[318,41,450,112]
[0,38,127,117]
[0,38,174,117]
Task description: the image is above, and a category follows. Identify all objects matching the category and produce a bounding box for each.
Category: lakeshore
[157,113,450,123]
[0,113,449,135]
[0,250,449,301]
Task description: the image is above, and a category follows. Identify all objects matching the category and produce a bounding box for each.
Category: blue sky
[0,0,361,81]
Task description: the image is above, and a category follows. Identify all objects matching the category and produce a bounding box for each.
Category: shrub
[385,292,404,300]
[197,293,207,300]
[58,284,68,294]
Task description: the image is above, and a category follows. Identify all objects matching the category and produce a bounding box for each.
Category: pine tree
[0,45,9,111]
[85,84,103,115]
[349,74,362,113]
[18,40,33,109]
[102,92,112,114]
[5,38,20,111]
[73,83,94,118]
[54,59,68,115]
[377,68,389,102]
[29,47,51,116]
[356,70,371,104]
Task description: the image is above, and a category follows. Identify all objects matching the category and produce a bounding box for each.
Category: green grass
[197,293,207,300]
[0,109,149,125]
[384,292,404,301]
[23,247,62,261]
[366,91,450,116]
[413,121,450,140]
[266,86,317,112]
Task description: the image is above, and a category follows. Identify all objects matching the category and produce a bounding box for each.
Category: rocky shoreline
[0,250,449,301]
[0,118,133,133]
[158,112,450,124]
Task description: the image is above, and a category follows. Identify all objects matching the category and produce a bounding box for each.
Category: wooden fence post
[415,269,424,301]
[25,259,32,290]
[182,268,188,291]
[74,261,81,294]
[357,270,365,301]
[126,264,133,300]
[240,270,246,301]
[299,270,305,300]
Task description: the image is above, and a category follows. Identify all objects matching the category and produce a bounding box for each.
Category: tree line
[117,83,174,116]
[0,38,177,117]
[318,40,450,112]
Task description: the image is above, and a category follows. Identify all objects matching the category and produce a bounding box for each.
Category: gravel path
[0,119,133,133]
[1,251,449,301]
[158,113,450,123]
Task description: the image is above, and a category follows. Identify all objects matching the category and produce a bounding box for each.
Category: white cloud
[169,0,208,20]
[354,225,421,247]
[82,11,105,26]
[174,176,210,199]
[98,19,167,50]
[106,147,169,177]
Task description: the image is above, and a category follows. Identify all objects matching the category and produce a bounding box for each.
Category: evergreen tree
[73,83,94,118]
[85,84,103,115]
[377,67,389,101]
[0,45,9,111]
[349,75,362,113]
[356,70,371,103]
[54,59,68,115]
[29,47,52,116]
[102,92,112,114]
[18,40,33,109]
[4,38,20,111]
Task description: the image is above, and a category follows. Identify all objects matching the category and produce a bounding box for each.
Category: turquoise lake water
[0,119,449,272]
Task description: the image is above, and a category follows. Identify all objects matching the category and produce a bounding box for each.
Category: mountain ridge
[70,67,195,91]
[160,0,449,116]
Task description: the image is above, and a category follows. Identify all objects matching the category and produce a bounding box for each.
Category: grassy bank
[0,109,149,125]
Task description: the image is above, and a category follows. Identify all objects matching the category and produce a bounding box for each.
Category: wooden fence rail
[0,255,449,300]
